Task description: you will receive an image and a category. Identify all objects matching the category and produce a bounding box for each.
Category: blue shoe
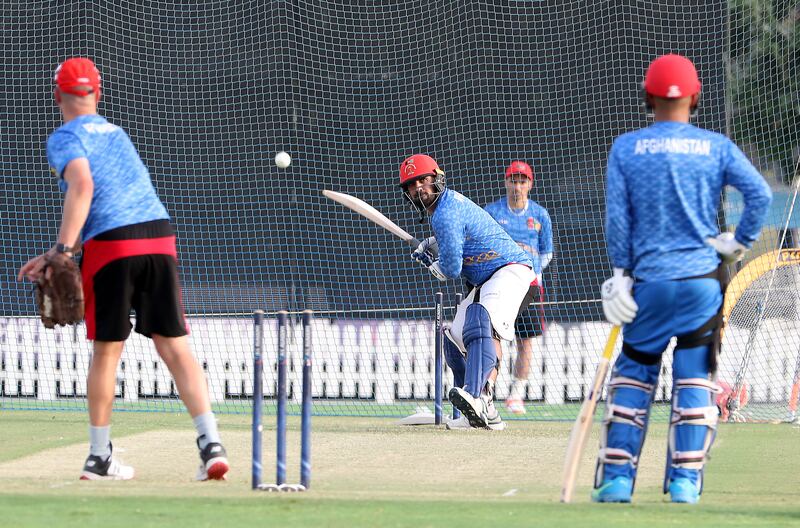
[669,478,699,504]
[591,477,633,503]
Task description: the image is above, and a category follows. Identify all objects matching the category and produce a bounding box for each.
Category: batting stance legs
[447,263,535,429]
[593,278,722,504]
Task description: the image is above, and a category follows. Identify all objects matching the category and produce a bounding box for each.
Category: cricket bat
[323,189,436,256]
[560,324,620,503]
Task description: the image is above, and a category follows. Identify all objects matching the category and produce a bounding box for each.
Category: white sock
[509,378,527,400]
[193,412,221,449]
[89,425,112,459]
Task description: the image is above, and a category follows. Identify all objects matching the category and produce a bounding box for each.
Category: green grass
[0,411,798,527]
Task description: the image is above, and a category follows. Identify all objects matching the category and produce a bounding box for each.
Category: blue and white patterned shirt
[605,121,772,281]
[47,114,169,242]
[485,198,553,275]
[430,189,532,286]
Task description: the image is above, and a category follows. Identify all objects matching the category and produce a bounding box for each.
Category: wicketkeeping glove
[36,252,84,329]
[601,268,638,326]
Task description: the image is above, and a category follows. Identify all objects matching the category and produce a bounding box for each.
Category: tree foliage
[729,0,799,184]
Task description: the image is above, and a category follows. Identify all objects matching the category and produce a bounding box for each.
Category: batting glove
[427,260,448,281]
[706,232,748,264]
[601,268,638,326]
[411,237,438,268]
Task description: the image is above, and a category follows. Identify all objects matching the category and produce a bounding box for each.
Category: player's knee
[462,302,493,346]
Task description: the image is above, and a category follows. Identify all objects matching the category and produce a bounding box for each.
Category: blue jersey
[606,121,772,281]
[485,198,553,274]
[47,114,169,242]
[430,189,532,286]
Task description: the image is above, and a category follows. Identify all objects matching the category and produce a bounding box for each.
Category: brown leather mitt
[35,252,84,328]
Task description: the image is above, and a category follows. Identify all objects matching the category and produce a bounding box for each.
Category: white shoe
[448,387,489,428]
[80,454,135,481]
[505,397,527,415]
[484,396,507,431]
[446,415,472,430]
[446,413,506,431]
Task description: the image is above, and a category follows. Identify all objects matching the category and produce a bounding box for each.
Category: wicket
[252,309,313,492]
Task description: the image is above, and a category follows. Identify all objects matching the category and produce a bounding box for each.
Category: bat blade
[560,325,620,503]
[323,189,423,249]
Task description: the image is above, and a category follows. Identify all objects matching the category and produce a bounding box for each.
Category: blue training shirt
[605,121,772,281]
[430,189,532,286]
[47,114,169,242]
[485,198,553,275]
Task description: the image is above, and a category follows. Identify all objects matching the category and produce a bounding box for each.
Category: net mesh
[1,0,798,422]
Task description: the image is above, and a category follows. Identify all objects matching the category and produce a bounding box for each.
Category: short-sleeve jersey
[47,114,169,242]
[605,121,772,281]
[430,189,532,286]
[485,198,553,274]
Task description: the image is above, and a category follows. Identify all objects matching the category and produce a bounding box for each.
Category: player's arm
[57,158,94,251]
[18,133,92,282]
[604,144,633,270]
[723,142,772,247]
[601,143,637,326]
[431,211,464,279]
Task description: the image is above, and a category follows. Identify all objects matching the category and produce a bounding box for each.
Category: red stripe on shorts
[82,236,178,340]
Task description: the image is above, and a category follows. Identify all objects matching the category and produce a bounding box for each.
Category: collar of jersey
[505,199,529,216]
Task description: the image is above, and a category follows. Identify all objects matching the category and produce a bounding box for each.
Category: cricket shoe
[591,476,633,503]
[505,396,527,415]
[668,478,700,504]
[446,414,506,431]
[196,439,229,481]
[484,397,507,431]
[80,446,135,481]
[446,415,472,430]
[448,387,489,428]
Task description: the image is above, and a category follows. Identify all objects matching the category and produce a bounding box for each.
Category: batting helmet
[399,154,446,214]
[505,160,533,181]
[643,54,701,99]
[399,154,444,187]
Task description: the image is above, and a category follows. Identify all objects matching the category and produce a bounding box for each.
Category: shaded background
[0,0,732,320]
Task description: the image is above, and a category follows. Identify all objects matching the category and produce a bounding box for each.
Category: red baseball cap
[505,160,533,181]
[54,58,101,97]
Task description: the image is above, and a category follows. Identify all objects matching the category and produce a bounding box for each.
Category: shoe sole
[449,389,489,428]
[79,470,135,481]
[203,458,230,481]
[592,495,631,503]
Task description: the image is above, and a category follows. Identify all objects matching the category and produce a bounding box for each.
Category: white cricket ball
[275,151,292,169]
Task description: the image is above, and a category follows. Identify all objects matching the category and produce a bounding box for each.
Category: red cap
[54,58,101,97]
[505,160,533,181]
[399,154,444,187]
[643,54,701,99]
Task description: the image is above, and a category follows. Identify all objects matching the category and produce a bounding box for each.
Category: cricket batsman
[399,154,536,430]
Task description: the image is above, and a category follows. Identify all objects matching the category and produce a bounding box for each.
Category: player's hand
[411,237,438,268]
[601,268,638,326]
[706,232,747,264]
[17,251,50,282]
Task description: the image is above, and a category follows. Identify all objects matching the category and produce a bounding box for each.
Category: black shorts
[82,220,187,341]
[92,254,187,341]
[515,284,545,339]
